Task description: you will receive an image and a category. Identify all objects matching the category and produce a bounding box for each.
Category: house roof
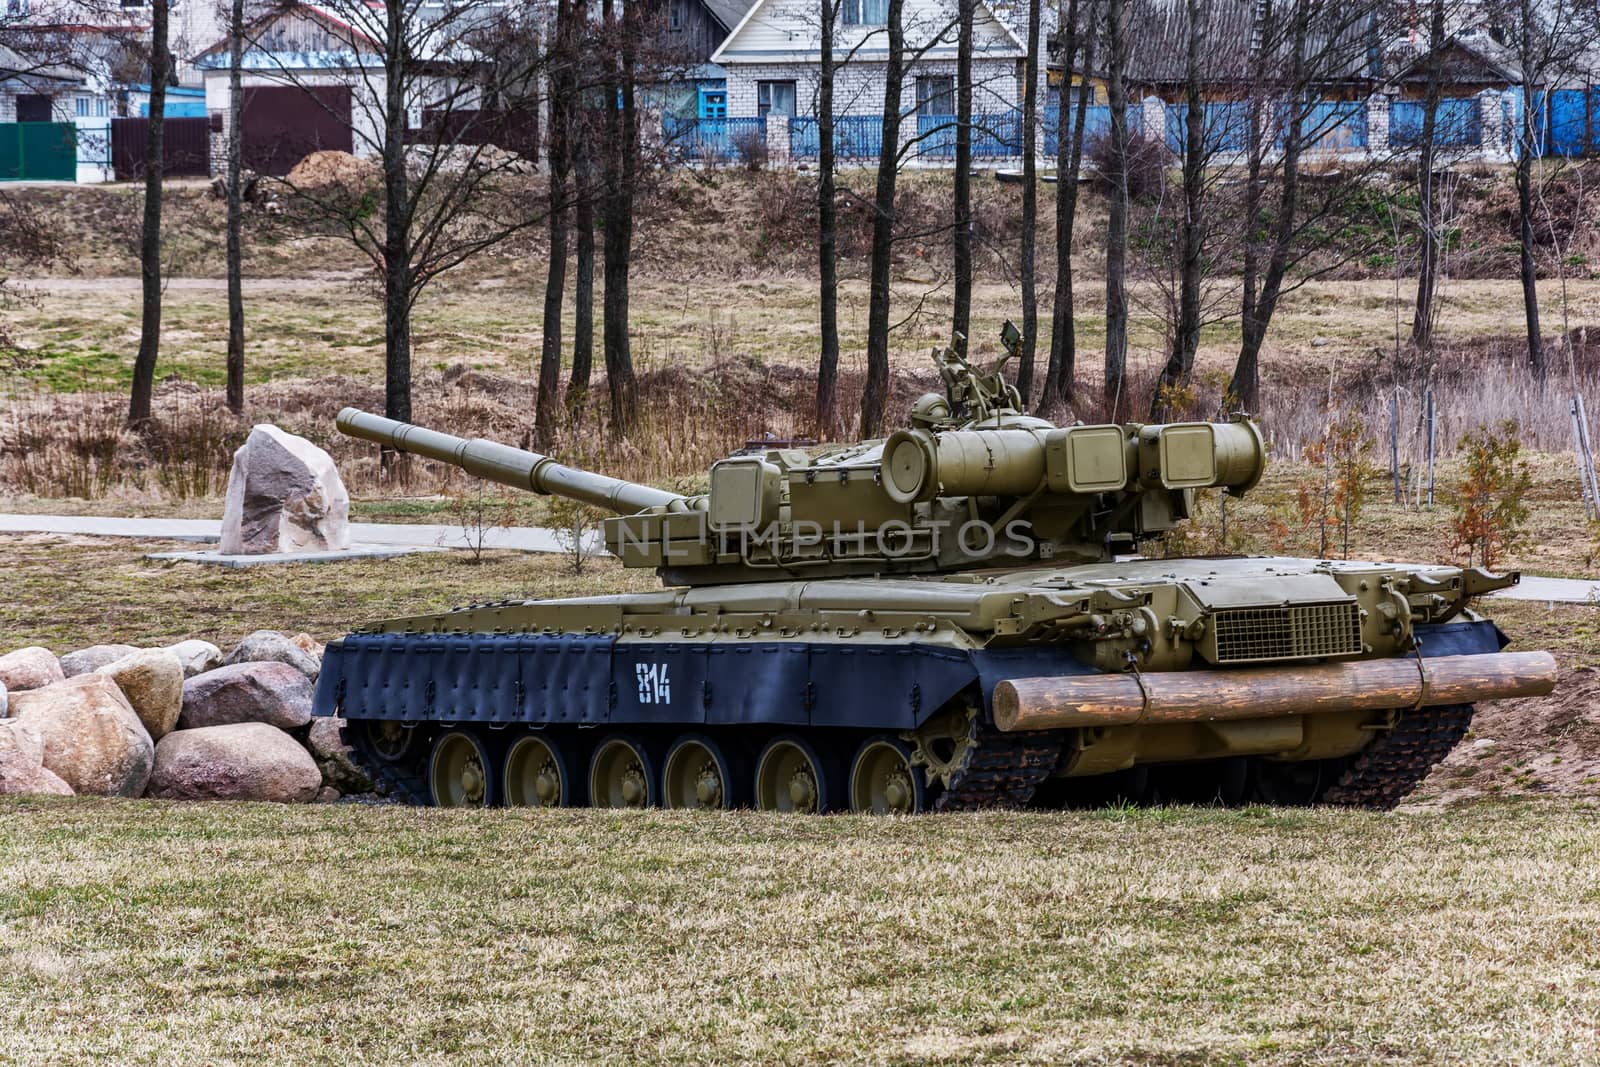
[711,0,1023,65]
[1064,0,1384,89]
[0,42,85,86]
[1386,31,1521,87]
[189,1,381,65]
[702,0,759,35]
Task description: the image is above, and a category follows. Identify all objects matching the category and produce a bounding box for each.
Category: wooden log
[992,651,1558,733]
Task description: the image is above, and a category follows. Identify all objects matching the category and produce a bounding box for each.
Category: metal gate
[241,86,353,176]
[111,116,212,180]
[0,122,77,181]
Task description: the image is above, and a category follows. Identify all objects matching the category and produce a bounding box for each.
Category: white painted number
[635,662,671,705]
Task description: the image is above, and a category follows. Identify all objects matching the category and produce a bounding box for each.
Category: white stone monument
[219,425,351,555]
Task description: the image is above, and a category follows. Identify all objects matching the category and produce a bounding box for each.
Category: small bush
[1085,130,1170,201]
[731,128,768,172]
[1449,420,1533,570]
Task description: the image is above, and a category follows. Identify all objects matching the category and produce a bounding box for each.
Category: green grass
[1,798,1597,1064]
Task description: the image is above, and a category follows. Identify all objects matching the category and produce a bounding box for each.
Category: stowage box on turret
[312,326,1557,812]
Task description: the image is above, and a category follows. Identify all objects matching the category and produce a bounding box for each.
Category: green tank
[312,325,1556,812]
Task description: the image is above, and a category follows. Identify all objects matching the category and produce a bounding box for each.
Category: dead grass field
[8,274,1600,396]
[1,797,1598,1065]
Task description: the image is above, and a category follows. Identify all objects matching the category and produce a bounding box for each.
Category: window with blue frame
[842,0,887,26]
[757,81,796,118]
[75,96,89,118]
[699,88,727,120]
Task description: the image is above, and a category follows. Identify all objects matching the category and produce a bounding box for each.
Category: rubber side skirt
[992,650,1558,732]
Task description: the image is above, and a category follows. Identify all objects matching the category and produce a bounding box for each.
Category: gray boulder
[8,674,154,797]
[219,424,350,555]
[179,662,314,730]
[0,680,7,718]
[164,639,224,678]
[147,723,321,802]
[0,646,64,693]
[96,649,185,740]
[60,644,140,678]
[305,716,373,793]
[223,630,321,681]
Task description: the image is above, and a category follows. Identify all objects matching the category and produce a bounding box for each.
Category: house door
[16,95,53,122]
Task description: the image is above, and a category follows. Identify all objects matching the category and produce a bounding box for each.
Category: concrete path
[4,514,1600,600]
[0,514,568,554]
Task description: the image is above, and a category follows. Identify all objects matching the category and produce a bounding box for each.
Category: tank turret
[338,325,1268,585]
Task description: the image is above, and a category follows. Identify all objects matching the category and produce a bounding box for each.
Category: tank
[312,325,1557,812]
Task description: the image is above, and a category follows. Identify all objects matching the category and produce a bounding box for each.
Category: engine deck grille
[1209,601,1363,664]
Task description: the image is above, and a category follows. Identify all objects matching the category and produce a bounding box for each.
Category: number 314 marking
[636,663,671,705]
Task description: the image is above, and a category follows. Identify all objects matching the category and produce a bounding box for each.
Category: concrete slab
[144,543,445,568]
[1487,575,1600,605]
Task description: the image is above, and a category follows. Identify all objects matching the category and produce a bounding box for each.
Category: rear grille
[1210,601,1362,664]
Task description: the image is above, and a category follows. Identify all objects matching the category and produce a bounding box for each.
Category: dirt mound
[285,151,378,191]
[1409,666,1600,807]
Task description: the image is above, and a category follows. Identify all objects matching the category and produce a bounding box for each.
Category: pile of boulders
[0,632,371,804]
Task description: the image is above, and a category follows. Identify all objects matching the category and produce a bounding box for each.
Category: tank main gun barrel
[336,408,686,516]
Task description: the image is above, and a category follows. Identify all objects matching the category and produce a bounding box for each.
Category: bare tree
[225,0,246,414]
[1016,0,1042,404]
[250,0,549,433]
[951,0,974,358]
[1499,0,1593,378]
[127,0,171,426]
[1409,0,1448,352]
[862,0,911,437]
[538,0,576,447]
[1102,0,1129,421]
[600,0,639,435]
[1151,0,1209,418]
[816,0,843,433]
[1043,0,1096,411]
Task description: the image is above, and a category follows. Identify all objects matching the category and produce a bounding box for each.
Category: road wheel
[504,734,579,808]
[849,736,926,815]
[364,719,418,763]
[429,730,497,808]
[754,735,839,813]
[663,734,741,811]
[589,735,657,809]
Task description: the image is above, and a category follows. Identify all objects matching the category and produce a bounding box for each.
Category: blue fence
[915,110,1024,158]
[1390,97,1483,149]
[1042,105,1138,157]
[661,115,767,162]
[1161,100,1366,154]
[789,114,885,158]
[1543,88,1600,156]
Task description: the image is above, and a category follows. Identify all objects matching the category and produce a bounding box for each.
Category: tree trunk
[1044,0,1092,411]
[816,0,841,435]
[952,0,974,357]
[602,0,639,435]
[537,0,574,448]
[1018,0,1041,404]
[1515,8,1544,377]
[571,149,595,404]
[224,0,245,415]
[1102,0,1129,421]
[381,0,412,429]
[1228,0,1309,413]
[126,0,170,426]
[1410,0,1446,352]
[1152,0,1204,420]
[862,0,907,437]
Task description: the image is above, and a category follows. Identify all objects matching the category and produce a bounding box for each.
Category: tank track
[934,723,1061,811]
[341,722,431,806]
[1319,703,1475,810]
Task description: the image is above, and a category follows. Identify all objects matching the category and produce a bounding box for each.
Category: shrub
[1449,420,1533,570]
[1085,130,1170,202]
[731,128,768,172]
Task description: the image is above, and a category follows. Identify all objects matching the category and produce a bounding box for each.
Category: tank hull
[311,555,1549,812]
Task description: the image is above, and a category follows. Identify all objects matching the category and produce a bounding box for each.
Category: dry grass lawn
[1,798,1598,1065]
